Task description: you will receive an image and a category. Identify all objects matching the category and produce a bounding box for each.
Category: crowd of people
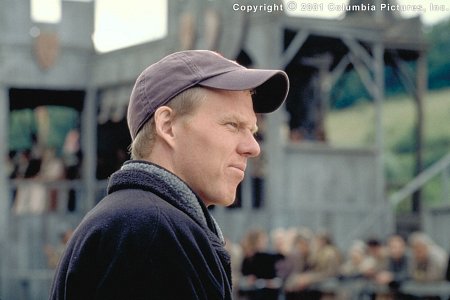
[226,227,450,300]
[8,129,81,214]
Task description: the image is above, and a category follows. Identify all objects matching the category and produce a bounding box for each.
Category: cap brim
[198,69,289,113]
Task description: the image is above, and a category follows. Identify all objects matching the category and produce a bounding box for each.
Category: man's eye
[226,122,239,129]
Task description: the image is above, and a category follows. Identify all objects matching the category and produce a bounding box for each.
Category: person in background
[339,240,370,280]
[271,227,294,257]
[224,237,244,299]
[360,238,389,279]
[284,231,341,300]
[375,234,410,286]
[408,232,447,282]
[280,228,314,282]
[49,50,289,299]
[239,228,285,300]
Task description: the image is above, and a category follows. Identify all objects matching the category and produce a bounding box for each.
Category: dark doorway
[8,88,84,212]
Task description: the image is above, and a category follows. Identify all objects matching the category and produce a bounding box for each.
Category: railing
[314,279,450,300]
[2,179,109,300]
[389,152,450,208]
[9,179,86,214]
[7,269,55,300]
[238,278,450,300]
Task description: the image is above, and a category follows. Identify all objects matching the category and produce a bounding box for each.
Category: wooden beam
[329,55,351,87]
[390,153,450,208]
[348,53,377,98]
[283,17,383,43]
[282,29,309,68]
[412,51,427,213]
[443,163,449,204]
[373,42,385,175]
[391,51,418,98]
[0,85,9,296]
[391,49,427,213]
[373,42,390,232]
[343,35,374,70]
[81,87,98,211]
[391,51,426,211]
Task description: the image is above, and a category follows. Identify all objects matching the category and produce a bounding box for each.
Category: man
[375,234,410,286]
[49,50,289,299]
[409,232,447,282]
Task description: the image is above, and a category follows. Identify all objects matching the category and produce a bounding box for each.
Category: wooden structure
[275,0,428,232]
[0,0,442,299]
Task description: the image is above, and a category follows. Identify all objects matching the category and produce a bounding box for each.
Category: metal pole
[264,21,289,229]
[443,165,449,204]
[0,85,10,298]
[412,51,427,214]
[373,42,389,232]
[81,87,98,211]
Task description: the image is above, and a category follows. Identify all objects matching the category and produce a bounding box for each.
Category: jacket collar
[107,160,225,243]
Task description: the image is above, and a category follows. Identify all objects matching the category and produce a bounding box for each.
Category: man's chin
[224,196,238,207]
[215,196,237,207]
[204,196,235,207]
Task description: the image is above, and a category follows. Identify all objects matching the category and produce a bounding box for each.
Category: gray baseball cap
[127,50,289,140]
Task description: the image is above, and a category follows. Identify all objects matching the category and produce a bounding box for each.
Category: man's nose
[238,131,261,158]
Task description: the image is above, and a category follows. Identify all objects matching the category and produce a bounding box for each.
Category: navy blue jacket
[49,161,232,300]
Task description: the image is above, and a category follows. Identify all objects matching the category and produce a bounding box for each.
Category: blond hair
[129,87,206,160]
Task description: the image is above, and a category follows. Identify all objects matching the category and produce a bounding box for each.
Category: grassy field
[326,87,450,207]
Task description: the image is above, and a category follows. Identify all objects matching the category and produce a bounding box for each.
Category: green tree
[426,19,450,89]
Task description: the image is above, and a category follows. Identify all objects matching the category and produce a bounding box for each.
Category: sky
[32,0,450,53]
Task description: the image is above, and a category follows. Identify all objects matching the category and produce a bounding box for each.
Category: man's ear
[154,106,176,147]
